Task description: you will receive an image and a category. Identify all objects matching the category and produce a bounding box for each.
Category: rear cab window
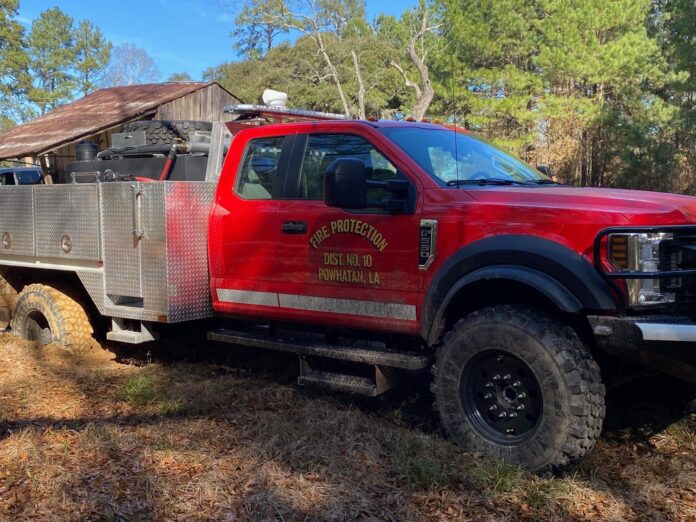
[235,136,285,200]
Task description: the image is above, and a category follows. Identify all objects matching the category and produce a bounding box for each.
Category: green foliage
[436,0,541,151]
[0,0,30,119]
[232,0,288,59]
[26,7,76,114]
[0,114,14,132]
[432,0,691,190]
[168,71,193,82]
[4,5,112,119]
[74,20,111,95]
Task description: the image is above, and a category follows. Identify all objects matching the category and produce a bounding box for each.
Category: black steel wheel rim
[460,349,543,445]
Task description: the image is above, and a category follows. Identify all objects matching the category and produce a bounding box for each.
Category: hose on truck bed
[96,141,211,160]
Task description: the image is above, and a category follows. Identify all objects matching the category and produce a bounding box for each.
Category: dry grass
[0,333,694,521]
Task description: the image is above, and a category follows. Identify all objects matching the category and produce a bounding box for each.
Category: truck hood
[464,186,696,225]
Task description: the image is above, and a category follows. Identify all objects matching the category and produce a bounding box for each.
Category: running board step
[207,328,430,370]
[298,370,379,396]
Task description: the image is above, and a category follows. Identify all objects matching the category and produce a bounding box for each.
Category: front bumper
[589,315,696,382]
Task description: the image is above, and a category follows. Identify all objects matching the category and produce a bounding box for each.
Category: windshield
[379,127,549,186]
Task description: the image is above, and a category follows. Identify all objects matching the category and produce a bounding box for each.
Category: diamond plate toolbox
[34,184,101,260]
[98,181,216,322]
[0,181,216,324]
[0,186,34,256]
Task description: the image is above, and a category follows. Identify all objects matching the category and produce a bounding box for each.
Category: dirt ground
[0,332,694,521]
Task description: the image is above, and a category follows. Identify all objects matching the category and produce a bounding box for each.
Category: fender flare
[421,235,617,345]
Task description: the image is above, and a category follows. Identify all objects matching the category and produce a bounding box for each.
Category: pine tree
[535,0,671,186]
[26,7,77,114]
[74,19,111,95]
[0,0,30,121]
[436,0,542,153]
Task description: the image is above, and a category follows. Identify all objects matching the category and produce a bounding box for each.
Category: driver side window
[298,134,399,200]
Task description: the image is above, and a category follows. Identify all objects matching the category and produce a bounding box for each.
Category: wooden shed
[0,82,241,176]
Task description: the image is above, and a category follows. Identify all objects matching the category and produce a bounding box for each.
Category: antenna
[450,46,459,184]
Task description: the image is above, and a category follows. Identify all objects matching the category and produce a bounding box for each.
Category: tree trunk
[406,40,434,121]
[389,4,436,121]
[315,32,351,116]
[351,50,366,119]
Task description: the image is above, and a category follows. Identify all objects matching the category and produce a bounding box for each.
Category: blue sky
[19,1,416,81]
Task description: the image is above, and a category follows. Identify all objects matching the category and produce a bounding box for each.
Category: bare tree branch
[351,50,365,118]
[390,1,436,120]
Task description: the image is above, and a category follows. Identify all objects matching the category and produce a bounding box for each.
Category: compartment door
[101,182,144,301]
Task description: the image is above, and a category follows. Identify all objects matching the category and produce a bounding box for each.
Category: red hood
[464,186,696,225]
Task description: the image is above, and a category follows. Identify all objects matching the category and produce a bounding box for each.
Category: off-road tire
[10,284,94,350]
[0,272,19,330]
[122,120,212,145]
[431,305,605,473]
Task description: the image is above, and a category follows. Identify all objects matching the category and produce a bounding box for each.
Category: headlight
[608,232,675,306]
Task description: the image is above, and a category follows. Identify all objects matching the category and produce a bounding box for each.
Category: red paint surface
[208,121,696,334]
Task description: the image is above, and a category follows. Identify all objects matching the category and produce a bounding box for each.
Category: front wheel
[432,305,605,472]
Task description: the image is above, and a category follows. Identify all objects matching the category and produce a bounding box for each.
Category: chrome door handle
[131,183,144,240]
[281,221,307,234]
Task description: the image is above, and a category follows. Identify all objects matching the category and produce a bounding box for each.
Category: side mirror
[324,158,368,209]
[537,164,552,178]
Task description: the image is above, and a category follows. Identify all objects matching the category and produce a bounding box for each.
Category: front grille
[660,234,696,311]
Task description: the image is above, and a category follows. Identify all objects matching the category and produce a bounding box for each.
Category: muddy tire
[0,273,19,330]
[10,284,94,350]
[432,305,605,473]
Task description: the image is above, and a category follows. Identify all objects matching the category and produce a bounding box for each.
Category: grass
[471,460,523,493]
[118,374,156,405]
[0,334,694,520]
[393,432,460,489]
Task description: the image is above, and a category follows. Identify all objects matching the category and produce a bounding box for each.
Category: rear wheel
[0,273,19,330]
[432,305,605,472]
[10,284,94,350]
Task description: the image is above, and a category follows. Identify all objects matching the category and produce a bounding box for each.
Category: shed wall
[156,85,240,122]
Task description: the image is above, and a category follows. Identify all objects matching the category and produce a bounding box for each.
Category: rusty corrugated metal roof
[0,82,230,159]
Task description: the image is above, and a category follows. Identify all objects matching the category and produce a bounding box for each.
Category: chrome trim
[279,293,417,321]
[131,183,144,240]
[637,323,696,342]
[217,289,279,307]
[217,288,417,321]
[419,219,438,271]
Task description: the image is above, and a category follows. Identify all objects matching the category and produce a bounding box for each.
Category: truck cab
[208,118,695,471]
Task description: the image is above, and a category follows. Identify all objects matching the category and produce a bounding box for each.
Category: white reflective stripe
[278,293,416,321]
[216,288,416,321]
[637,323,696,342]
[216,289,279,307]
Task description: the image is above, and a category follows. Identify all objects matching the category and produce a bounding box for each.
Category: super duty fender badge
[310,219,386,286]
[418,219,438,270]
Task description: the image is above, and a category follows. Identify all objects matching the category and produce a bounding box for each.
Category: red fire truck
[0,105,693,472]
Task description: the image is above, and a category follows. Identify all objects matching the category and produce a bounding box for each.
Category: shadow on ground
[0,330,693,520]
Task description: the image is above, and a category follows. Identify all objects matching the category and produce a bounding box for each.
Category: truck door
[274,133,422,333]
[210,133,293,314]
